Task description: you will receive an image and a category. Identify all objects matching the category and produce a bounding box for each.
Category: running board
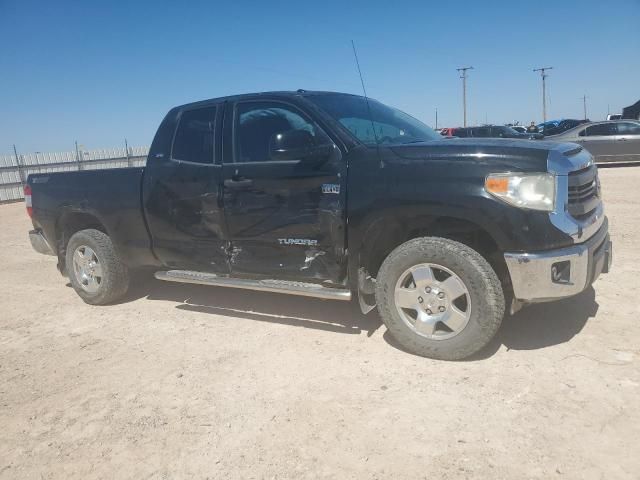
[155,270,352,301]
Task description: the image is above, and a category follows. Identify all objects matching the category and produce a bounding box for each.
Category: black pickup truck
[26,91,612,360]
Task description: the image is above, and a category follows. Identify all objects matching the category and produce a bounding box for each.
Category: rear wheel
[66,229,130,305]
[375,237,504,360]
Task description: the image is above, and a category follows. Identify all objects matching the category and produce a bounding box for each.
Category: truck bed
[28,167,157,268]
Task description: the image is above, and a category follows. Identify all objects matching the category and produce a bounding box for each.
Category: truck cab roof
[175,90,361,111]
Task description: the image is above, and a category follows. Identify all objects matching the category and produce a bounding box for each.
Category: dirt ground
[1,167,639,480]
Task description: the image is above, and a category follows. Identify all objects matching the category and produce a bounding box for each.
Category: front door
[221,99,347,283]
[143,104,229,272]
[615,122,640,162]
[577,123,618,162]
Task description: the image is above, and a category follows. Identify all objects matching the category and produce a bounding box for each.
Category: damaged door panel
[221,98,347,283]
[142,103,230,272]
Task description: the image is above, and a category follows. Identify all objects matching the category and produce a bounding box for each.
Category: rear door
[143,103,229,272]
[615,122,640,162]
[576,123,618,162]
[221,98,347,283]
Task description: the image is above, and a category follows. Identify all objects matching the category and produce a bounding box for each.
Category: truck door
[221,99,347,283]
[142,103,229,272]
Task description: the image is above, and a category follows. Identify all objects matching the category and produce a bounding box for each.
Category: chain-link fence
[0,146,149,202]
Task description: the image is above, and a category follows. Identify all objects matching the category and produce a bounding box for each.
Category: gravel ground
[1,167,638,479]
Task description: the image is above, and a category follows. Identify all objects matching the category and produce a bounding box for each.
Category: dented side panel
[220,96,348,283]
[221,154,347,283]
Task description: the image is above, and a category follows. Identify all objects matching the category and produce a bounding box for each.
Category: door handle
[617,138,627,141]
[224,178,253,188]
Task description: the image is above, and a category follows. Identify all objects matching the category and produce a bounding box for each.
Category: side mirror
[269,129,331,162]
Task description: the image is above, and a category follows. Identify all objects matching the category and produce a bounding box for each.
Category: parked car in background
[439,127,457,137]
[542,119,590,137]
[537,120,560,133]
[453,125,542,140]
[546,120,640,163]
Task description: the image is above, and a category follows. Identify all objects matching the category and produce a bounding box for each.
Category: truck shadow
[129,274,598,359]
[476,287,598,359]
[136,276,379,336]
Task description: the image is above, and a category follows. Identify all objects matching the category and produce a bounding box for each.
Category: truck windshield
[308,94,441,145]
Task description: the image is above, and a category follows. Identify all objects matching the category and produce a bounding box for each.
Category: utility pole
[125,138,132,167]
[533,66,553,124]
[457,66,473,127]
[13,144,25,186]
[74,141,82,171]
[582,95,588,120]
[435,108,438,130]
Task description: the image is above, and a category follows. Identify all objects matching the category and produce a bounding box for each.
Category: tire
[375,237,504,360]
[65,229,130,305]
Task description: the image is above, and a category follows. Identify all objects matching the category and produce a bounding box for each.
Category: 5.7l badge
[322,184,340,194]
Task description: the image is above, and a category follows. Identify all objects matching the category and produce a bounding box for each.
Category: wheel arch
[351,209,509,286]
[55,208,110,273]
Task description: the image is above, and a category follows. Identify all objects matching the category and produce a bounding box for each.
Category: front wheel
[375,237,505,360]
[65,229,130,305]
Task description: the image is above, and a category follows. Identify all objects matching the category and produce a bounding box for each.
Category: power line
[533,66,553,124]
[456,66,473,127]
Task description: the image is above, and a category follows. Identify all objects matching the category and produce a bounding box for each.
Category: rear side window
[582,123,616,137]
[172,106,217,164]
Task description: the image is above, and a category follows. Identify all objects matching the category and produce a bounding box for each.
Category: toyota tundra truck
[26,90,612,360]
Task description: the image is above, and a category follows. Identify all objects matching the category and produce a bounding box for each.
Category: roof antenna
[351,40,383,168]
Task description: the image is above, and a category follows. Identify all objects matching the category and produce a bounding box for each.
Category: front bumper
[29,229,56,256]
[504,217,611,303]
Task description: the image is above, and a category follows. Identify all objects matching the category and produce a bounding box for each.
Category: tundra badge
[278,239,319,246]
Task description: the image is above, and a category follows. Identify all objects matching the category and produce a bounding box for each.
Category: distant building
[622,100,640,120]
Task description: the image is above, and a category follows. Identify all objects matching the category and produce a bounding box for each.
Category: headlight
[485,173,556,211]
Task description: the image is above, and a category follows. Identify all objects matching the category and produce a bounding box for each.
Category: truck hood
[388,138,573,172]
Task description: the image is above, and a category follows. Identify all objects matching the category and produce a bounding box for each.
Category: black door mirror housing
[269,129,330,162]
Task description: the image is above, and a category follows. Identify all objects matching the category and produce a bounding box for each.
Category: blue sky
[1,0,639,154]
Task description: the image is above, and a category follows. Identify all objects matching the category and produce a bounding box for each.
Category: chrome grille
[568,165,599,218]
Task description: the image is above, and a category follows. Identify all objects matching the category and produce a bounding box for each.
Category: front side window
[307,94,441,145]
[172,107,217,164]
[617,122,640,135]
[234,101,329,163]
[584,123,617,137]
